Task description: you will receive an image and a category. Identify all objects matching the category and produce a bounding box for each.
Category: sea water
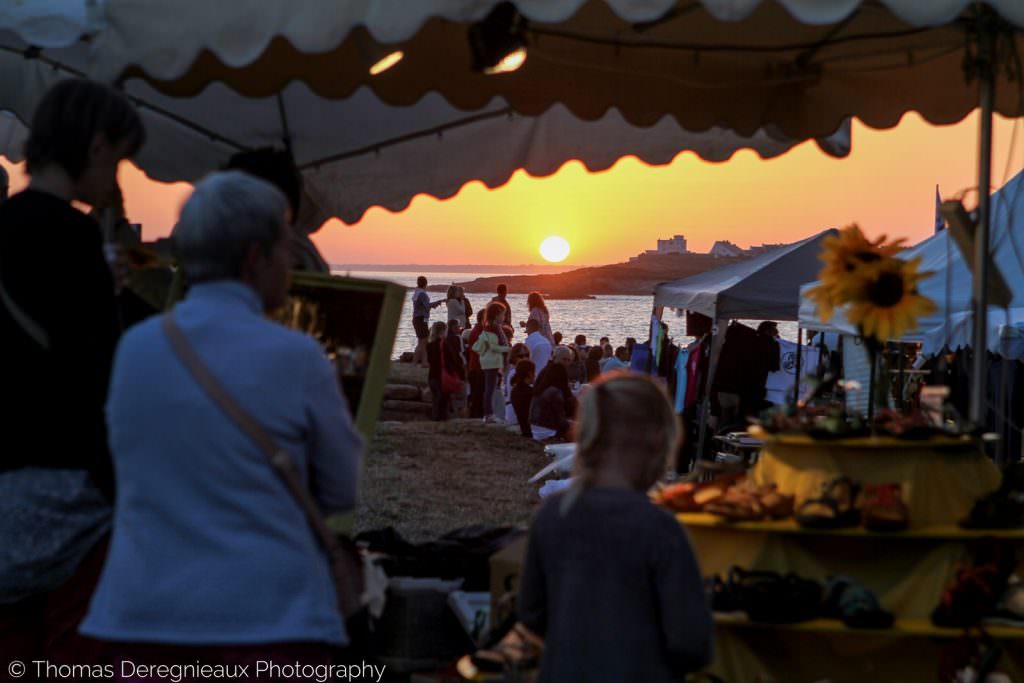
[340,270,799,358]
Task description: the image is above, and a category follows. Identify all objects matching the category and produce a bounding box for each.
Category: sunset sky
[2,111,1020,267]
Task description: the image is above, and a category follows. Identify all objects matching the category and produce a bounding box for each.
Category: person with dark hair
[447,319,468,415]
[427,322,451,421]
[585,345,605,382]
[748,321,781,414]
[0,78,145,666]
[553,331,563,347]
[511,359,536,438]
[225,147,329,273]
[0,164,8,203]
[521,291,554,343]
[603,346,630,372]
[411,275,445,367]
[490,283,514,338]
[465,308,488,418]
[530,361,576,438]
[574,334,589,356]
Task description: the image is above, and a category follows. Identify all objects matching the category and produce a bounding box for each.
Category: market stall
[653,230,835,457]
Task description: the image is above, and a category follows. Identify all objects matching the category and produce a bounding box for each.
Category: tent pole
[793,327,803,406]
[969,18,995,426]
[695,319,726,465]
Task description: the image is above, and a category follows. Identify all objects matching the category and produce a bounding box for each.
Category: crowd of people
[0,80,364,673]
[0,78,712,681]
[410,279,641,438]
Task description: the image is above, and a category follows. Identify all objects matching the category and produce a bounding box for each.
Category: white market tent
[799,170,1024,358]
[654,229,836,320]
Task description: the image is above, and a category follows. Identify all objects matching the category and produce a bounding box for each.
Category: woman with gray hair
[81,171,364,667]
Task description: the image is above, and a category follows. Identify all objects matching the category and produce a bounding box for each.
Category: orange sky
[2,111,1020,266]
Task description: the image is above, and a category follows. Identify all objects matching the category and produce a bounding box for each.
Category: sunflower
[807,224,908,322]
[845,257,936,342]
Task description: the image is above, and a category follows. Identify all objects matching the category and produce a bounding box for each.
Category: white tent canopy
[0,5,850,231]
[799,170,1024,356]
[61,0,1024,140]
[654,229,836,321]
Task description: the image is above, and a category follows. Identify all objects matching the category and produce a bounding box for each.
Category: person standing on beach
[490,283,514,339]
[524,318,553,375]
[412,276,445,367]
[0,79,145,666]
[427,321,451,421]
[446,284,468,329]
[522,291,554,343]
[472,303,512,423]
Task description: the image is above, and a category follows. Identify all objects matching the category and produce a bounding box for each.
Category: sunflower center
[866,271,904,307]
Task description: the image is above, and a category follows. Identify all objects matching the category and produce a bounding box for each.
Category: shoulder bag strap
[160,313,342,561]
[0,265,50,349]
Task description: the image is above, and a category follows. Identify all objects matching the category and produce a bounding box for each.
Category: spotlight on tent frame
[468,1,528,75]
[355,32,404,76]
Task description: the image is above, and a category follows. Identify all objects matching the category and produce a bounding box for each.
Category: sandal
[795,477,861,529]
[656,472,745,512]
[823,575,894,628]
[704,480,766,521]
[457,622,544,679]
[705,480,795,522]
[858,483,910,532]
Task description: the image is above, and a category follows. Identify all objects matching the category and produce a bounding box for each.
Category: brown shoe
[859,483,910,532]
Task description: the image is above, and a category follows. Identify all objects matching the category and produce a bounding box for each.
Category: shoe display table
[683,432,1023,682]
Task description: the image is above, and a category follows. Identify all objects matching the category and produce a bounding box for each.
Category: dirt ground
[355,419,551,542]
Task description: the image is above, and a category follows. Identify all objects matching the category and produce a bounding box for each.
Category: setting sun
[539,236,571,263]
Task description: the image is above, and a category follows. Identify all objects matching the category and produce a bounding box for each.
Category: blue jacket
[81,281,364,645]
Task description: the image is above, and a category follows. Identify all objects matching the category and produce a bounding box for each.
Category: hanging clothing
[649,315,664,368]
[674,348,691,413]
[765,340,822,406]
[684,340,704,411]
[630,343,653,375]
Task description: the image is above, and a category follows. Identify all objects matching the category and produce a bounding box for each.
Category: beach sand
[356,417,549,543]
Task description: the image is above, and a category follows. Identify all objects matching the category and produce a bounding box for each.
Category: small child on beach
[510,359,536,438]
[513,372,713,681]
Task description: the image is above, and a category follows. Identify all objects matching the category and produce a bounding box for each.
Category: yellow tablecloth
[751,435,1001,526]
[686,435,1019,682]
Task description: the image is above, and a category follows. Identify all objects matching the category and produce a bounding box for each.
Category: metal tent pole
[969,21,996,426]
[793,328,803,406]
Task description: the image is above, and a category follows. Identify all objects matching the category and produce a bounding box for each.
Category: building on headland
[630,235,689,262]
[655,235,688,254]
[709,240,743,258]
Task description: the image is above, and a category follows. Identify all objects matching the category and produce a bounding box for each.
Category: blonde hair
[561,371,680,514]
[428,321,447,343]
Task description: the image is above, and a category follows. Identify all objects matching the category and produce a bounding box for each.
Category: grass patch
[356,420,549,543]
